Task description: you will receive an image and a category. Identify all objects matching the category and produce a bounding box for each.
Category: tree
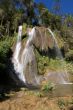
[16,0,36,24]
[53,0,61,15]
[65,15,73,27]
[0,0,26,36]
[37,2,61,29]
[0,0,17,36]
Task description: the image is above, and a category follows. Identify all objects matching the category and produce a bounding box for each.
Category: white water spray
[12,25,26,83]
[12,27,40,85]
[21,27,40,85]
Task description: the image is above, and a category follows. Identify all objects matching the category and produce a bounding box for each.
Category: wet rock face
[32,27,54,51]
[12,26,57,59]
[12,26,55,85]
[12,26,70,85]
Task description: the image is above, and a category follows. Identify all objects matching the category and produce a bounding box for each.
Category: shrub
[0,37,14,73]
[42,82,55,93]
[48,58,65,71]
[0,38,11,62]
[65,49,73,61]
[57,99,66,110]
[35,49,50,75]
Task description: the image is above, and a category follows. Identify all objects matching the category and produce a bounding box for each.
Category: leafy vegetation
[0,37,15,74]
[57,99,66,110]
[42,82,55,93]
[0,0,73,85]
[0,1,73,110]
[65,49,73,61]
[35,49,49,75]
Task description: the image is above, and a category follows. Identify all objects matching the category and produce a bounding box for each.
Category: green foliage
[0,0,16,35]
[35,47,73,76]
[35,92,44,97]
[38,3,61,29]
[57,99,66,110]
[42,82,55,93]
[65,49,73,61]
[11,12,23,34]
[66,62,73,76]
[50,15,61,30]
[60,19,73,52]
[0,0,36,36]
[0,37,14,73]
[48,58,67,71]
[37,56,49,75]
[22,23,27,35]
[35,49,49,75]
[0,41,10,61]
[64,15,73,27]
[0,37,14,59]
[0,25,5,37]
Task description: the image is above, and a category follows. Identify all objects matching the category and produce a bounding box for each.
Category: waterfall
[12,27,40,85]
[48,28,63,59]
[47,28,69,84]
[12,25,26,83]
[21,27,40,85]
[12,26,70,86]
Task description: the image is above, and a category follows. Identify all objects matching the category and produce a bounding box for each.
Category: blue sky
[35,0,73,15]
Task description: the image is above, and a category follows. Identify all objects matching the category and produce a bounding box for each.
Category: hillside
[0,0,73,110]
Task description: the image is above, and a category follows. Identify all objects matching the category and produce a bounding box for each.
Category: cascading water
[12,27,40,85]
[12,25,26,83]
[20,27,40,85]
[12,26,70,86]
[47,28,69,84]
[48,28,63,59]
